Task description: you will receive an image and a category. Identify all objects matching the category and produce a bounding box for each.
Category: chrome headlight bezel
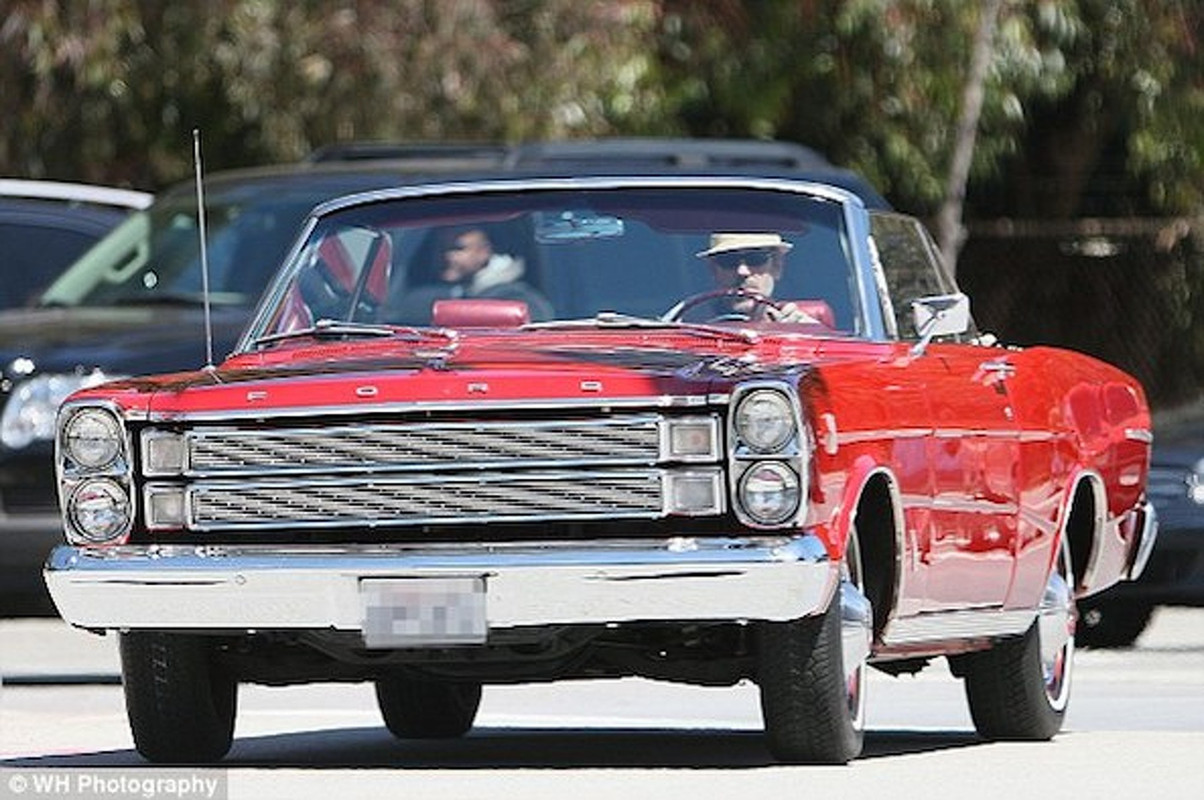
[728,381,810,529]
[61,407,124,469]
[737,460,802,525]
[56,401,136,546]
[733,389,796,454]
[66,477,133,543]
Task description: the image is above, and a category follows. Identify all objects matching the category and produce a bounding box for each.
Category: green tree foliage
[654,0,1202,219]
[2,0,1199,214]
[0,0,665,188]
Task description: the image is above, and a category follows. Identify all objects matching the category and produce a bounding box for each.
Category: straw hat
[696,232,793,258]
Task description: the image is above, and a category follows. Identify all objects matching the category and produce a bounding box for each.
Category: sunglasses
[711,248,777,271]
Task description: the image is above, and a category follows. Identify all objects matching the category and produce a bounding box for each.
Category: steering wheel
[662,288,782,323]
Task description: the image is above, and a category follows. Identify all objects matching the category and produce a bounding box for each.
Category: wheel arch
[1061,469,1107,594]
[837,463,903,642]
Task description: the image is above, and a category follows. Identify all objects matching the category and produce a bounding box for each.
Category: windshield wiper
[252,318,458,348]
[525,311,760,343]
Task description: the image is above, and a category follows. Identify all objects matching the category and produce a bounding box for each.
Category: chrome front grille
[140,411,725,532]
[184,416,662,475]
[189,470,665,530]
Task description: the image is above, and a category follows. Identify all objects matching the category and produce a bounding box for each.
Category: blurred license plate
[360,577,487,648]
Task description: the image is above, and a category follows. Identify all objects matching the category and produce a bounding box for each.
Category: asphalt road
[2,609,1203,799]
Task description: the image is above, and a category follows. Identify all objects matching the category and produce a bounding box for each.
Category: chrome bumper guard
[1127,500,1159,581]
[44,535,838,632]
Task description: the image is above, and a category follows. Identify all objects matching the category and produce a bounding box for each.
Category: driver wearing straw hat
[696,232,818,322]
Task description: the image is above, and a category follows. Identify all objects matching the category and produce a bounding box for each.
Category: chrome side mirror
[910,292,971,356]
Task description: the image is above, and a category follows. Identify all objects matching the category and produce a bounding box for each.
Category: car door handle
[979,360,1016,379]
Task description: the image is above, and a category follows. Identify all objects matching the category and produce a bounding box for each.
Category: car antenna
[193,128,216,372]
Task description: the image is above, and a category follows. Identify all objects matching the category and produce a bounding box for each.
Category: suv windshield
[38,190,315,309]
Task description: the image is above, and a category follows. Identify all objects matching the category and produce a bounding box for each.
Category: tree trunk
[935,0,1005,280]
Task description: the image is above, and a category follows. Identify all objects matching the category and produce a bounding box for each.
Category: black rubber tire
[1076,599,1154,649]
[757,596,864,764]
[119,632,238,764]
[960,619,1066,740]
[959,538,1074,741]
[375,676,482,739]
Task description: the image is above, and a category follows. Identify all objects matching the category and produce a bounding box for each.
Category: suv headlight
[1,370,120,450]
[1189,459,1204,505]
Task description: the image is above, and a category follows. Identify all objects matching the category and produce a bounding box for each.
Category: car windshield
[248,184,864,346]
[37,189,317,309]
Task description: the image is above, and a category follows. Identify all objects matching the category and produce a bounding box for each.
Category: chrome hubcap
[1037,541,1075,711]
[840,537,871,729]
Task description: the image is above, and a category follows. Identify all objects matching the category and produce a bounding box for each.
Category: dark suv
[0,179,151,310]
[0,139,884,612]
[1076,426,1204,647]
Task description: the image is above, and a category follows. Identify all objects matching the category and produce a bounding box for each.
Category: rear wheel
[960,536,1075,740]
[758,536,869,764]
[1076,598,1153,649]
[375,676,482,739]
[119,632,238,764]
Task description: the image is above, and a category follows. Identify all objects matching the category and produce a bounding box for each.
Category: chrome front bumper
[44,535,838,632]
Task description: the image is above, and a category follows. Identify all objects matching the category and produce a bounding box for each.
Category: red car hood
[75,328,895,417]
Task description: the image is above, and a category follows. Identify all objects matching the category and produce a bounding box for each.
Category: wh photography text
[2,770,226,800]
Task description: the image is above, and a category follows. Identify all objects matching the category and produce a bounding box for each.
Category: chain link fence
[957,217,1204,415]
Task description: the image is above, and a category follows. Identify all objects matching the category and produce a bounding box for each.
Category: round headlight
[68,478,132,543]
[738,461,801,525]
[63,408,123,469]
[734,390,795,453]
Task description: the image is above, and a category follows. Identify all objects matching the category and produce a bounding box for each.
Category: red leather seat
[432,298,531,328]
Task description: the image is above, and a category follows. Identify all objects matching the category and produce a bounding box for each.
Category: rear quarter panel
[1007,346,1151,600]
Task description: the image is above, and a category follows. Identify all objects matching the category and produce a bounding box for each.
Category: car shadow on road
[2,726,984,769]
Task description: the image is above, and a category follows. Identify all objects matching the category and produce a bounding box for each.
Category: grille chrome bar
[179,469,668,531]
[161,415,666,477]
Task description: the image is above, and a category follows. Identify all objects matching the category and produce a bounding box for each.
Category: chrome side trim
[879,607,1036,647]
[44,535,838,630]
[837,428,930,445]
[840,425,1041,447]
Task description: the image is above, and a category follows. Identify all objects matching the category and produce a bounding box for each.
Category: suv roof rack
[504,137,832,170]
[304,141,511,165]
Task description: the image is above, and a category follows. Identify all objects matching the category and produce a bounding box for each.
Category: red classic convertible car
[45,174,1157,765]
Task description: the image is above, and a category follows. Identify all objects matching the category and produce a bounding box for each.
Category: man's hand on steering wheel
[763,300,819,323]
[663,288,817,324]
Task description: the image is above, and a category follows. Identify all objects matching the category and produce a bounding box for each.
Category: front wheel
[957,536,1075,740]
[119,632,238,764]
[757,537,870,764]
